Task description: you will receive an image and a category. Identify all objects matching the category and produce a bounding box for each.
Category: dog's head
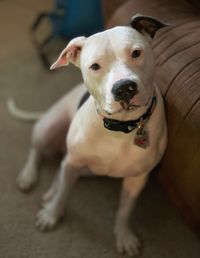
[51,14,167,116]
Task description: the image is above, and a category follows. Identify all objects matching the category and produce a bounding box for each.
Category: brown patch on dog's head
[130,14,169,39]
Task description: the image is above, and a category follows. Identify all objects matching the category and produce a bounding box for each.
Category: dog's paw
[17,169,38,191]
[35,203,59,231]
[115,227,141,257]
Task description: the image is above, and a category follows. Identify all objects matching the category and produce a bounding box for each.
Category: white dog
[16,14,167,256]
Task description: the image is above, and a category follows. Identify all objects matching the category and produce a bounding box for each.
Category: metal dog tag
[134,122,149,149]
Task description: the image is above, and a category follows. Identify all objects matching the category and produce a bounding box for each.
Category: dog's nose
[112,79,138,103]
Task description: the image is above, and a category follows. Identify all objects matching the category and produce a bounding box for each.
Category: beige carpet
[1,0,200,257]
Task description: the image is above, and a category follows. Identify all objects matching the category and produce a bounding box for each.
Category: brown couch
[107,0,200,231]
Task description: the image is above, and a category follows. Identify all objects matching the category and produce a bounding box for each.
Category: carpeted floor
[0,1,200,257]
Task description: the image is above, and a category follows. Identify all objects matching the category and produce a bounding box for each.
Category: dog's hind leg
[17,84,86,192]
[17,111,67,192]
[17,147,42,191]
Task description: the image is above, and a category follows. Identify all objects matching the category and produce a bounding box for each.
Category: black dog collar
[78,91,157,134]
[103,96,157,133]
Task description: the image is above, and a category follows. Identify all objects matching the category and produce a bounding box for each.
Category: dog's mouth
[120,101,140,111]
[104,104,138,115]
[103,96,151,115]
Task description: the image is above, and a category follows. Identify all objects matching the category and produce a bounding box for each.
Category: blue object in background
[32,0,104,41]
[32,0,104,68]
[54,0,104,38]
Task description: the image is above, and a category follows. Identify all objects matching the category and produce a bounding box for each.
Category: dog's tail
[7,98,43,122]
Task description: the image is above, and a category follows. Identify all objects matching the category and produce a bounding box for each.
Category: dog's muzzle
[112,79,138,105]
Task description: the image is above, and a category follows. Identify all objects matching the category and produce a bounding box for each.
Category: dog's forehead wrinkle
[110,26,143,40]
[86,30,110,48]
[81,34,113,66]
[107,27,147,54]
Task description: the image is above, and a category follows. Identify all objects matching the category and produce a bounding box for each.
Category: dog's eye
[90,63,101,71]
[132,50,141,59]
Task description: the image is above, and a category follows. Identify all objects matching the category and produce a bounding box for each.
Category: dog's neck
[95,91,156,134]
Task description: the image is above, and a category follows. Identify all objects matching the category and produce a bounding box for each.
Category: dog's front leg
[114,174,148,256]
[36,156,79,231]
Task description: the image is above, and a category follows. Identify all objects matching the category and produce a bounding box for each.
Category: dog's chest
[84,143,141,177]
[68,126,154,177]
[67,97,165,177]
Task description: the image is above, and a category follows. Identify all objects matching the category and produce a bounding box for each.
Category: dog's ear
[50,36,86,70]
[130,14,168,39]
